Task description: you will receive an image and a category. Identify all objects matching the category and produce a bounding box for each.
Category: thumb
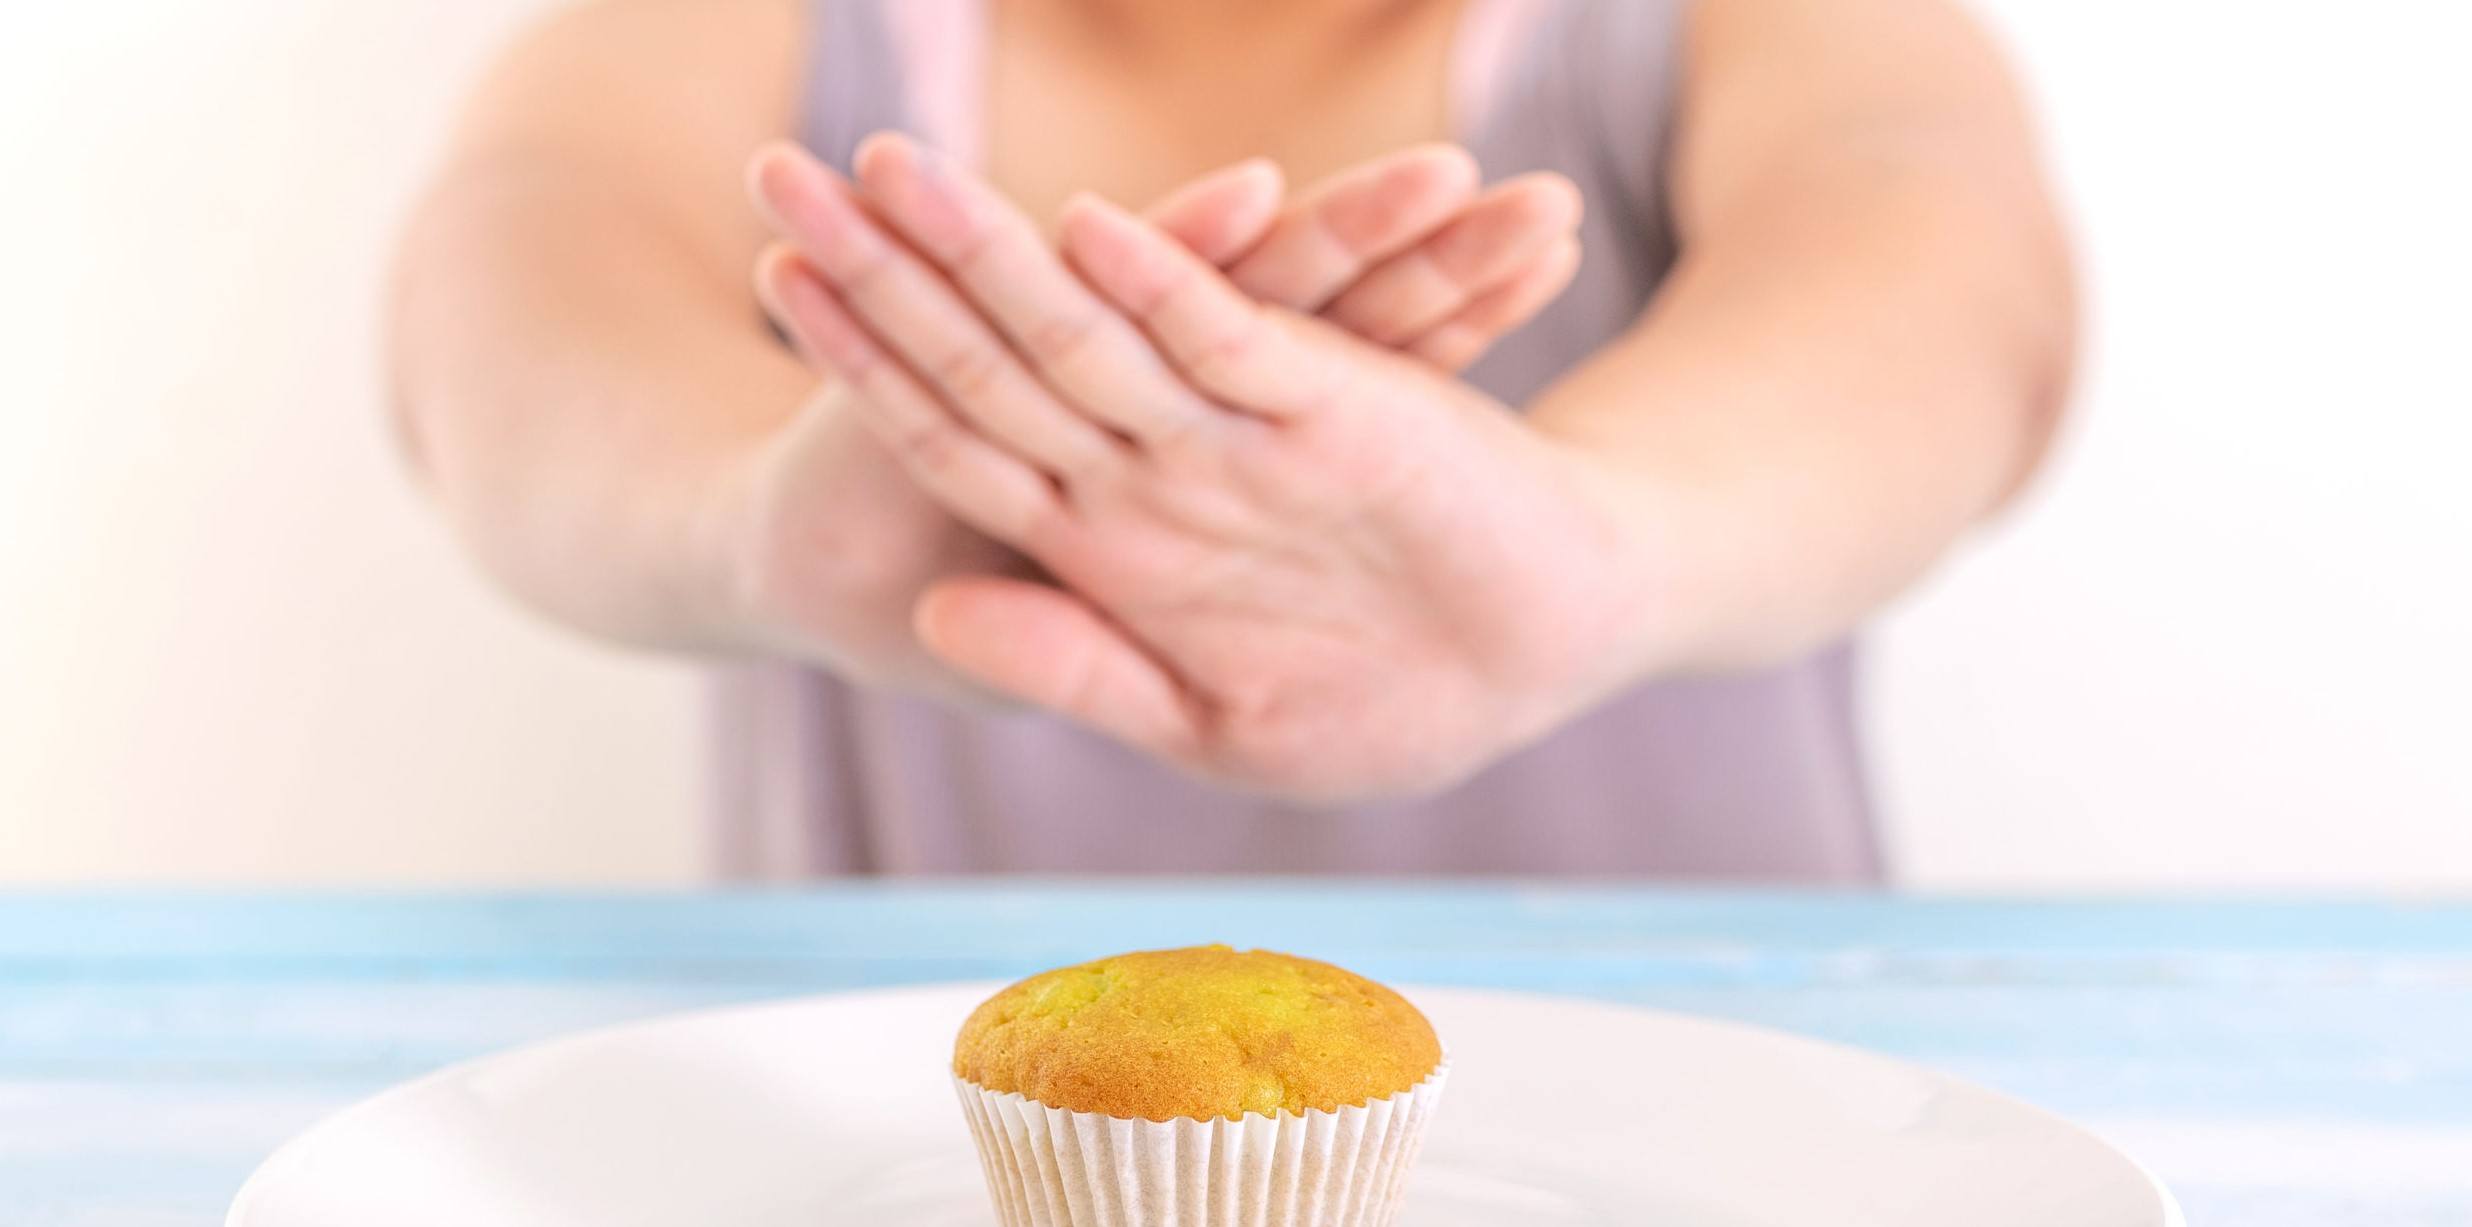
[914,576,1201,759]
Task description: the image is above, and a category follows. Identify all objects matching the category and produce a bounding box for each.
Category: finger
[1322,173,1583,352]
[1407,235,1582,371]
[1220,144,1480,312]
[1061,191,1348,419]
[914,576,1200,758]
[849,132,1223,444]
[1142,157,1285,266]
[751,245,1062,545]
[752,242,845,372]
[750,142,1123,481]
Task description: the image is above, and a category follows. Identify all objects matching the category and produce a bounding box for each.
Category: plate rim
[227,980,2184,1227]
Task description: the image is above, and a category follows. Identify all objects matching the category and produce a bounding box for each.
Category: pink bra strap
[883,0,990,168]
[1450,0,1552,138]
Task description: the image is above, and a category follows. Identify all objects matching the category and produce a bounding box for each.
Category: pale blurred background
[2,0,2466,888]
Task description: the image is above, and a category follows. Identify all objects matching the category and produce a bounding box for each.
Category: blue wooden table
[3,886,2467,1225]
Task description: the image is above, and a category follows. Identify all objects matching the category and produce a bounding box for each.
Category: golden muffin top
[952,945,1442,1122]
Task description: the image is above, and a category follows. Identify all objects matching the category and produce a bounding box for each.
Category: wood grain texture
[2,885,2467,1224]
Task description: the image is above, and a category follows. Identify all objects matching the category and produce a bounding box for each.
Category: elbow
[382,178,467,499]
[1983,185,2082,516]
[381,298,437,496]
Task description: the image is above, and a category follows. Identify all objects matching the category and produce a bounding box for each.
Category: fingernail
[859,130,949,187]
[909,137,953,179]
[1064,190,1127,222]
[1057,192,1108,240]
[776,260,824,314]
[778,269,869,374]
[894,155,985,258]
[1219,156,1274,183]
[855,130,901,170]
[795,184,891,283]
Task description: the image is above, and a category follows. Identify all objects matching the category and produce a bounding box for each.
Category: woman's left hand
[759,135,1667,801]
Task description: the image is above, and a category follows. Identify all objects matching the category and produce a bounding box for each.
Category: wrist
[1546,436,1850,687]
[676,422,788,657]
[698,382,1017,694]
[692,387,882,668]
[1524,441,1739,705]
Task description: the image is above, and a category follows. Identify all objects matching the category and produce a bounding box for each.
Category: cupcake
[952,945,1448,1227]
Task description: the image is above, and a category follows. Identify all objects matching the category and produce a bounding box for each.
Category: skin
[738,147,1577,699]
[393,0,1578,698]
[756,136,1623,797]
[398,0,2074,802]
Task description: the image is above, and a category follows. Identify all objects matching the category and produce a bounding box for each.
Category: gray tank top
[708,0,1881,880]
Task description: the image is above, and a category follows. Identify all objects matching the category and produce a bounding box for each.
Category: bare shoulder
[1673,0,2043,221]
[426,0,808,269]
[1682,0,2020,105]
[452,0,807,168]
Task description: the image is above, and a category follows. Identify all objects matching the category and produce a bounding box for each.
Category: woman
[394,0,2074,877]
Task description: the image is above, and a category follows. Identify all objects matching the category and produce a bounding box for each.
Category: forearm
[391,152,803,652]
[1532,144,2073,675]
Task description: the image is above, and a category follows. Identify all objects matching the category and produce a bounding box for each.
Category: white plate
[229,983,2179,1226]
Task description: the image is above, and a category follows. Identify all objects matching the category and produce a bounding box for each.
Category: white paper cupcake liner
[955,1064,1448,1227]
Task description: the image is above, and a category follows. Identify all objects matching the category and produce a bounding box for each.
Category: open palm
[759,135,1639,799]
[744,139,1584,700]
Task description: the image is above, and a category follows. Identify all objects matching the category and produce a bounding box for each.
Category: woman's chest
[977,1,1464,229]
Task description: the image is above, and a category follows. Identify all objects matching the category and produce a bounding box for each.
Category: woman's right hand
[720,143,1585,695]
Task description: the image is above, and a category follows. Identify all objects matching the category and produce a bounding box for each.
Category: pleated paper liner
[955,1064,1449,1227]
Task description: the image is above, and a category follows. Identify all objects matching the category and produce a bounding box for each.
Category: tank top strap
[1450,0,1555,137]
[1455,0,1686,295]
[799,0,989,171]
[734,0,1875,883]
